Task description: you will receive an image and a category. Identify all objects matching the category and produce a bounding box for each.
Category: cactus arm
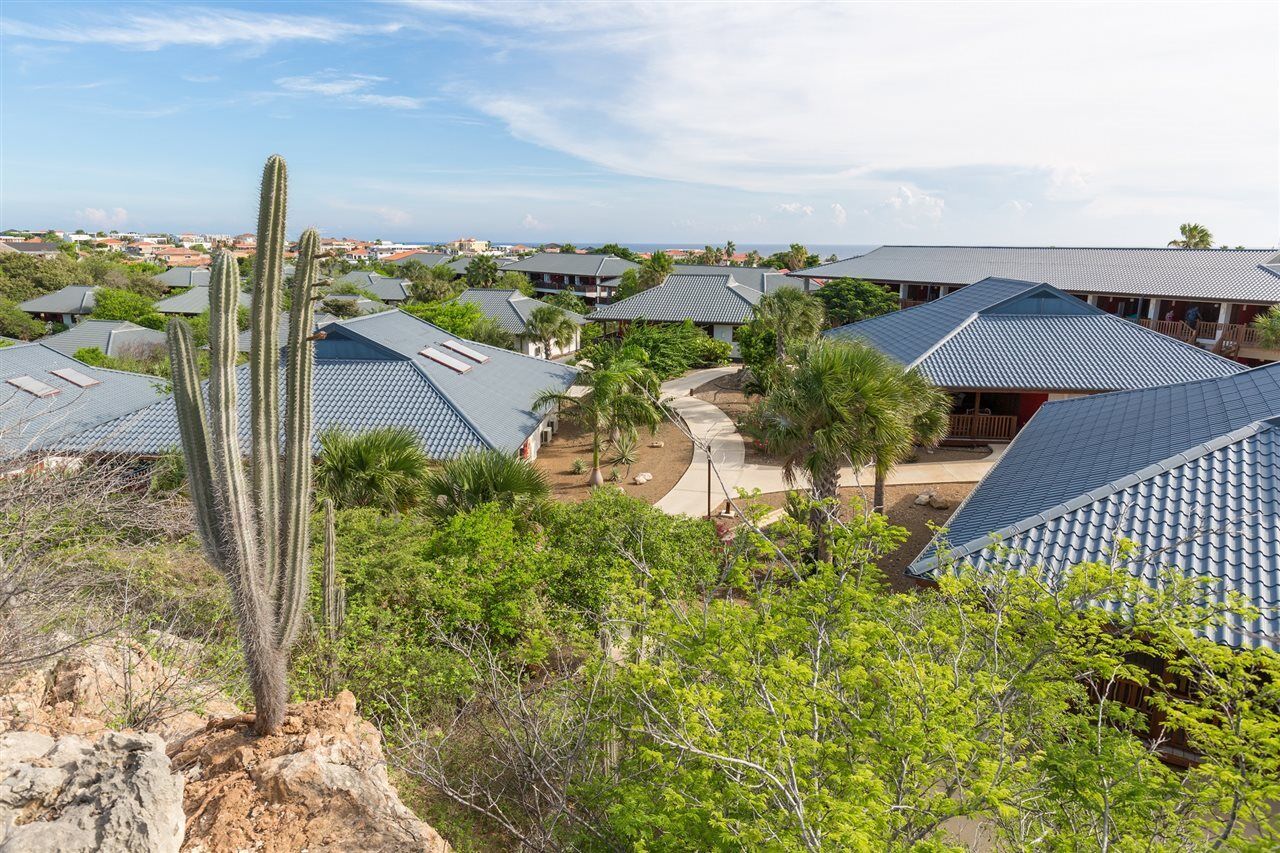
[275,228,320,648]
[251,155,287,591]
[166,318,225,567]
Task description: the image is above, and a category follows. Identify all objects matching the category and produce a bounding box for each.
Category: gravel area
[535,416,694,504]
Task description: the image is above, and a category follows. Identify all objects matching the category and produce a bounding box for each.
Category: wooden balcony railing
[948,413,1018,441]
[899,299,925,310]
[1138,319,1197,342]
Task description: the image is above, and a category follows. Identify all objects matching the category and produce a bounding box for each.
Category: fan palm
[422,449,549,519]
[525,304,579,359]
[315,426,431,513]
[753,286,825,362]
[751,340,915,554]
[870,368,952,512]
[464,255,500,288]
[1168,223,1214,249]
[534,345,663,485]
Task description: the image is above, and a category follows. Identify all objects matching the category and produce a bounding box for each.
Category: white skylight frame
[50,367,101,388]
[419,347,473,374]
[8,375,60,398]
[441,339,490,364]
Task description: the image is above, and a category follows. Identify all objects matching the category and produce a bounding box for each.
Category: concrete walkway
[653,366,1006,516]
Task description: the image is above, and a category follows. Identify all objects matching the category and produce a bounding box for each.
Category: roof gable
[589,273,761,325]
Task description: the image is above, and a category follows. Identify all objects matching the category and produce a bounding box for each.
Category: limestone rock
[172,692,450,853]
[928,495,951,510]
[648,440,664,448]
[0,730,184,853]
[633,472,652,485]
[914,491,934,506]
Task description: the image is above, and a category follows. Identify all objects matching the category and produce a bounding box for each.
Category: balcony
[1138,320,1279,360]
[948,413,1018,442]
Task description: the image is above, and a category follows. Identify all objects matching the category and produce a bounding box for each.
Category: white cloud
[775,202,813,216]
[830,203,848,226]
[1,9,403,50]
[181,73,219,83]
[1002,200,1033,215]
[328,201,411,226]
[521,213,545,229]
[274,71,423,110]
[73,207,128,229]
[884,186,944,223]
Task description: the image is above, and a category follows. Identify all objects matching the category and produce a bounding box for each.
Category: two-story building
[501,253,640,305]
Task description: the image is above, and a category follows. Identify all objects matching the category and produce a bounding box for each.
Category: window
[419,347,472,374]
[441,339,490,364]
[50,367,101,388]
[8,375,60,398]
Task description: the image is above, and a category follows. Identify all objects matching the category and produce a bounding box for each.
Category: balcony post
[1147,298,1162,321]
[1217,301,1235,324]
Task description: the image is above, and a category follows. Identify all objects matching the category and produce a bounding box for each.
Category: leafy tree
[591,243,639,262]
[637,251,674,291]
[763,243,819,271]
[0,253,82,301]
[401,300,487,336]
[464,255,500,288]
[422,449,550,520]
[559,243,577,254]
[744,249,762,267]
[467,316,517,350]
[615,268,641,300]
[813,277,899,327]
[525,305,579,358]
[751,286,824,361]
[90,286,165,329]
[545,290,589,314]
[580,320,729,379]
[1168,222,1214,249]
[534,346,664,485]
[0,298,47,340]
[1253,305,1280,349]
[315,427,431,513]
[405,264,458,303]
[320,296,363,319]
[496,270,534,296]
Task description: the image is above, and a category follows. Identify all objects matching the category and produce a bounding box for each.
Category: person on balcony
[1184,305,1201,329]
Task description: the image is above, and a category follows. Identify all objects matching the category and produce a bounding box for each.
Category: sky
[1,0,1277,247]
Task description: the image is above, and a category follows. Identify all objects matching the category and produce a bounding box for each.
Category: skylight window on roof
[420,347,473,374]
[8,375,60,398]
[50,367,101,388]
[441,339,490,364]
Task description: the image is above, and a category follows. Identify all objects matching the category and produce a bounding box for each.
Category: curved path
[654,367,1006,517]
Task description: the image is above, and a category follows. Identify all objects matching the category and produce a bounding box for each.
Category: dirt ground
[692,373,994,467]
[535,416,693,504]
[747,482,976,592]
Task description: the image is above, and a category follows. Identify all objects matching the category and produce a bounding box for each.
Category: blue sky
[2,1,1277,247]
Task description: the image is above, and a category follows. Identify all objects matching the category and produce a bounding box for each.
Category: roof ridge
[907,311,980,369]
[910,417,1279,576]
[399,359,495,450]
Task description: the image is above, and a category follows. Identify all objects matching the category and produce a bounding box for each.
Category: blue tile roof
[154,268,211,289]
[18,285,97,315]
[40,319,167,358]
[589,273,763,325]
[0,344,166,459]
[154,286,252,315]
[909,364,1280,650]
[794,245,1280,302]
[63,310,578,458]
[826,277,1241,391]
[335,271,411,303]
[455,289,586,334]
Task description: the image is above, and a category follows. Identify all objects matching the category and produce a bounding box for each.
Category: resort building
[39,319,166,358]
[825,277,1242,442]
[18,285,97,326]
[908,362,1280,654]
[669,264,804,294]
[62,310,578,461]
[154,267,212,289]
[502,253,640,305]
[588,272,765,355]
[455,289,587,358]
[154,286,252,316]
[336,271,413,304]
[793,246,1280,361]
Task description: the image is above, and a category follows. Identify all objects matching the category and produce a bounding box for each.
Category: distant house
[455,289,587,358]
[0,343,166,461]
[909,361,1280,657]
[824,277,1243,442]
[64,310,579,461]
[669,264,803,295]
[153,246,210,267]
[383,251,454,267]
[154,267,211,290]
[588,272,764,354]
[18,285,97,326]
[154,286,252,316]
[446,237,489,254]
[319,292,389,317]
[40,319,166,358]
[502,253,640,305]
[0,240,61,259]
[335,271,413,304]
[792,246,1280,361]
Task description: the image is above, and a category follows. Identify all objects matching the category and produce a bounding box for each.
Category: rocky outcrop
[0,636,238,744]
[0,730,184,853]
[171,691,450,853]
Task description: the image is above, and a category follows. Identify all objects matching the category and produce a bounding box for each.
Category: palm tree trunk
[775,329,786,362]
[589,430,604,486]
[873,469,886,515]
[809,460,840,562]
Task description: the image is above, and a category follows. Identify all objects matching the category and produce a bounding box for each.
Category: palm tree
[422,449,549,519]
[465,255,500,288]
[637,251,674,291]
[784,243,810,272]
[751,340,914,554]
[744,249,762,267]
[1168,223,1214,249]
[1253,306,1280,349]
[753,286,825,362]
[869,369,951,512]
[316,426,431,513]
[724,240,736,265]
[525,304,579,359]
[534,345,663,485]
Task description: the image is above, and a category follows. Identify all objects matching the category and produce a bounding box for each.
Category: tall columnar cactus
[321,497,345,644]
[167,155,320,735]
